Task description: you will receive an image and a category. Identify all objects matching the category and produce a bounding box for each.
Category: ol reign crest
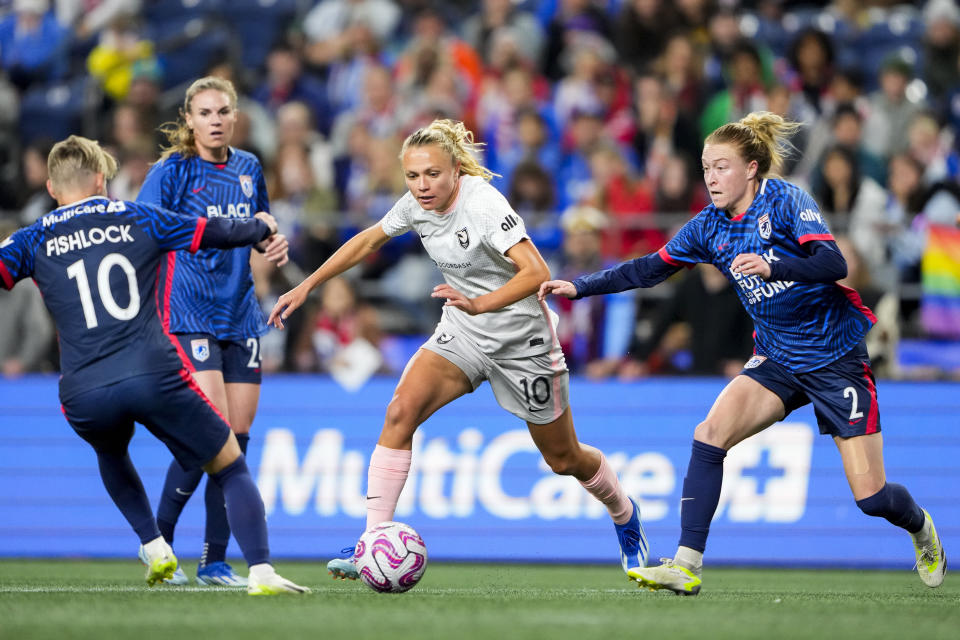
[191,338,210,362]
[456,227,470,249]
[239,175,254,198]
[757,213,772,240]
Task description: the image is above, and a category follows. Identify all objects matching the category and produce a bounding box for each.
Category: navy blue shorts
[740,340,881,438]
[61,369,232,470]
[175,333,262,384]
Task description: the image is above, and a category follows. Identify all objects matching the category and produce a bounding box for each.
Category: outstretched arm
[199,212,277,249]
[269,223,391,328]
[540,252,681,300]
[433,238,549,314]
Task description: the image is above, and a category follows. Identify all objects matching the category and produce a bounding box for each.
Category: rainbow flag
[921,224,960,339]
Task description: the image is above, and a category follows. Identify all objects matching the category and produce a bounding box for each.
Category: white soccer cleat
[247,564,310,596]
[913,509,947,588]
[138,539,179,587]
[628,558,702,596]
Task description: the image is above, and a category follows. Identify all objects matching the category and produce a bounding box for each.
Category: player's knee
[542,450,578,476]
[382,399,420,445]
[856,484,891,517]
[693,419,727,448]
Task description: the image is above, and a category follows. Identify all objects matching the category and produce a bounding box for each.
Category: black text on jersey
[501,214,519,231]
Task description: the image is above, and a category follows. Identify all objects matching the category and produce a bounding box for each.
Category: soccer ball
[354,521,428,593]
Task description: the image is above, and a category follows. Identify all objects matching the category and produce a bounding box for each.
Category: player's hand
[537,279,577,301]
[269,283,309,329]
[260,233,289,267]
[730,253,771,279]
[431,284,480,315]
[255,211,278,235]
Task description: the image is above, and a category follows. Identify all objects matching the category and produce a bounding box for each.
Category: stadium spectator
[86,15,159,102]
[269,118,649,582]
[0,0,69,90]
[462,0,545,69]
[700,40,770,138]
[617,263,753,379]
[507,159,556,218]
[613,0,679,75]
[540,110,946,595]
[654,32,705,121]
[137,76,290,588]
[861,55,926,160]
[330,63,401,159]
[302,0,401,68]
[785,28,835,116]
[252,40,331,138]
[630,73,701,182]
[17,137,55,225]
[541,0,613,82]
[551,204,636,376]
[0,220,53,376]
[921,0,960,113]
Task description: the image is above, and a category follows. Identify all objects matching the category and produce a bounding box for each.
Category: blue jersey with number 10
[0,197,208,400]
[137,148,268,340]
[660,178,875,373]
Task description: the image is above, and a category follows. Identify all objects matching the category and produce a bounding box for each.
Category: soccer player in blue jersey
[540,111,946,594]
[0,135,307,595]
[136,77,288,587]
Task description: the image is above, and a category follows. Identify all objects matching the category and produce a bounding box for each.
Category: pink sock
[579,454,634,525]
[366,445,412,529]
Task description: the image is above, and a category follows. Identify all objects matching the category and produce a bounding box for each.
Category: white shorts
[420,321,569,425]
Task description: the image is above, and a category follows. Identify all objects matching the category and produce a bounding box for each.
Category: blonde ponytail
[158,76,239,161]
[706,111,801,178]
[401,119,498,181]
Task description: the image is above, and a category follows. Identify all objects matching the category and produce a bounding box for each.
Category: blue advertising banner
[1,375,957,567]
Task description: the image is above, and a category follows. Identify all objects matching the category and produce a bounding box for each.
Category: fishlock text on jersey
[206,203,251,218]
[41,199,127,226]
[45,225,135,256]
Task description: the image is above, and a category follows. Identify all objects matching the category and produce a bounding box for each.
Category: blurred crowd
[2,0,960,380]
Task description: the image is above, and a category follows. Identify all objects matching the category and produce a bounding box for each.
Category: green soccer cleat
[138,544,187,585]
[913,509,947,588]
[628,558,702,596]
[139,540,179,587]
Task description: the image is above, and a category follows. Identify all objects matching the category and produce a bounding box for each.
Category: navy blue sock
[856,483,925,533]
[199,434,250,567]
[156,460,204,545]
[678,440,728,553]
[210,456,270,567]
[95,449,160,544]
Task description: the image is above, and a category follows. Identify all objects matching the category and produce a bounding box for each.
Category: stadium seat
[19,77,97,145]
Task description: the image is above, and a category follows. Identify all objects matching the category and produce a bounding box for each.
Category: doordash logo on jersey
[206,202,251,218]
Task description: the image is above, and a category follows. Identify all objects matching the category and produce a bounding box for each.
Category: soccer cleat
[247,566,310,596]
[327,546,360,580]
[913,509,947,588]
[138,545,188,585]
[196,561,248,587]
[138,541,179,587]
[614,498,649,573]
[628,558,702,596]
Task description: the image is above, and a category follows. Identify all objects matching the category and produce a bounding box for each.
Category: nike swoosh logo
[419,233,429,238]
[175,488,193,496]
[527,406,545,412]
[192,186,205,194]
[366,496,381,500]
[680,497,695,501]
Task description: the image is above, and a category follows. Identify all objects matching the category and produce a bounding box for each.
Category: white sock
[674,546,703,572]
[248,563,276,582]
[143,536,171,560]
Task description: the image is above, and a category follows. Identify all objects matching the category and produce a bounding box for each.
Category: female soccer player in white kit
[269,119,648,579]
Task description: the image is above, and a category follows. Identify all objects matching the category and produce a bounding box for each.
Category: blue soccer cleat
[327,546,360,580]
[196,561,248,587]
[614,498,649,574]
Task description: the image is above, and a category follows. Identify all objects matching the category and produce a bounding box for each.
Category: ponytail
[401,119,498,181]
[706,111,801,178]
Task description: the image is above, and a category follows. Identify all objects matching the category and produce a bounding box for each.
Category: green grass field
[1,560,957,640]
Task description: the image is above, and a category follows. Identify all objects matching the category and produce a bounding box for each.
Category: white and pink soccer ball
[354,521,428,593]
